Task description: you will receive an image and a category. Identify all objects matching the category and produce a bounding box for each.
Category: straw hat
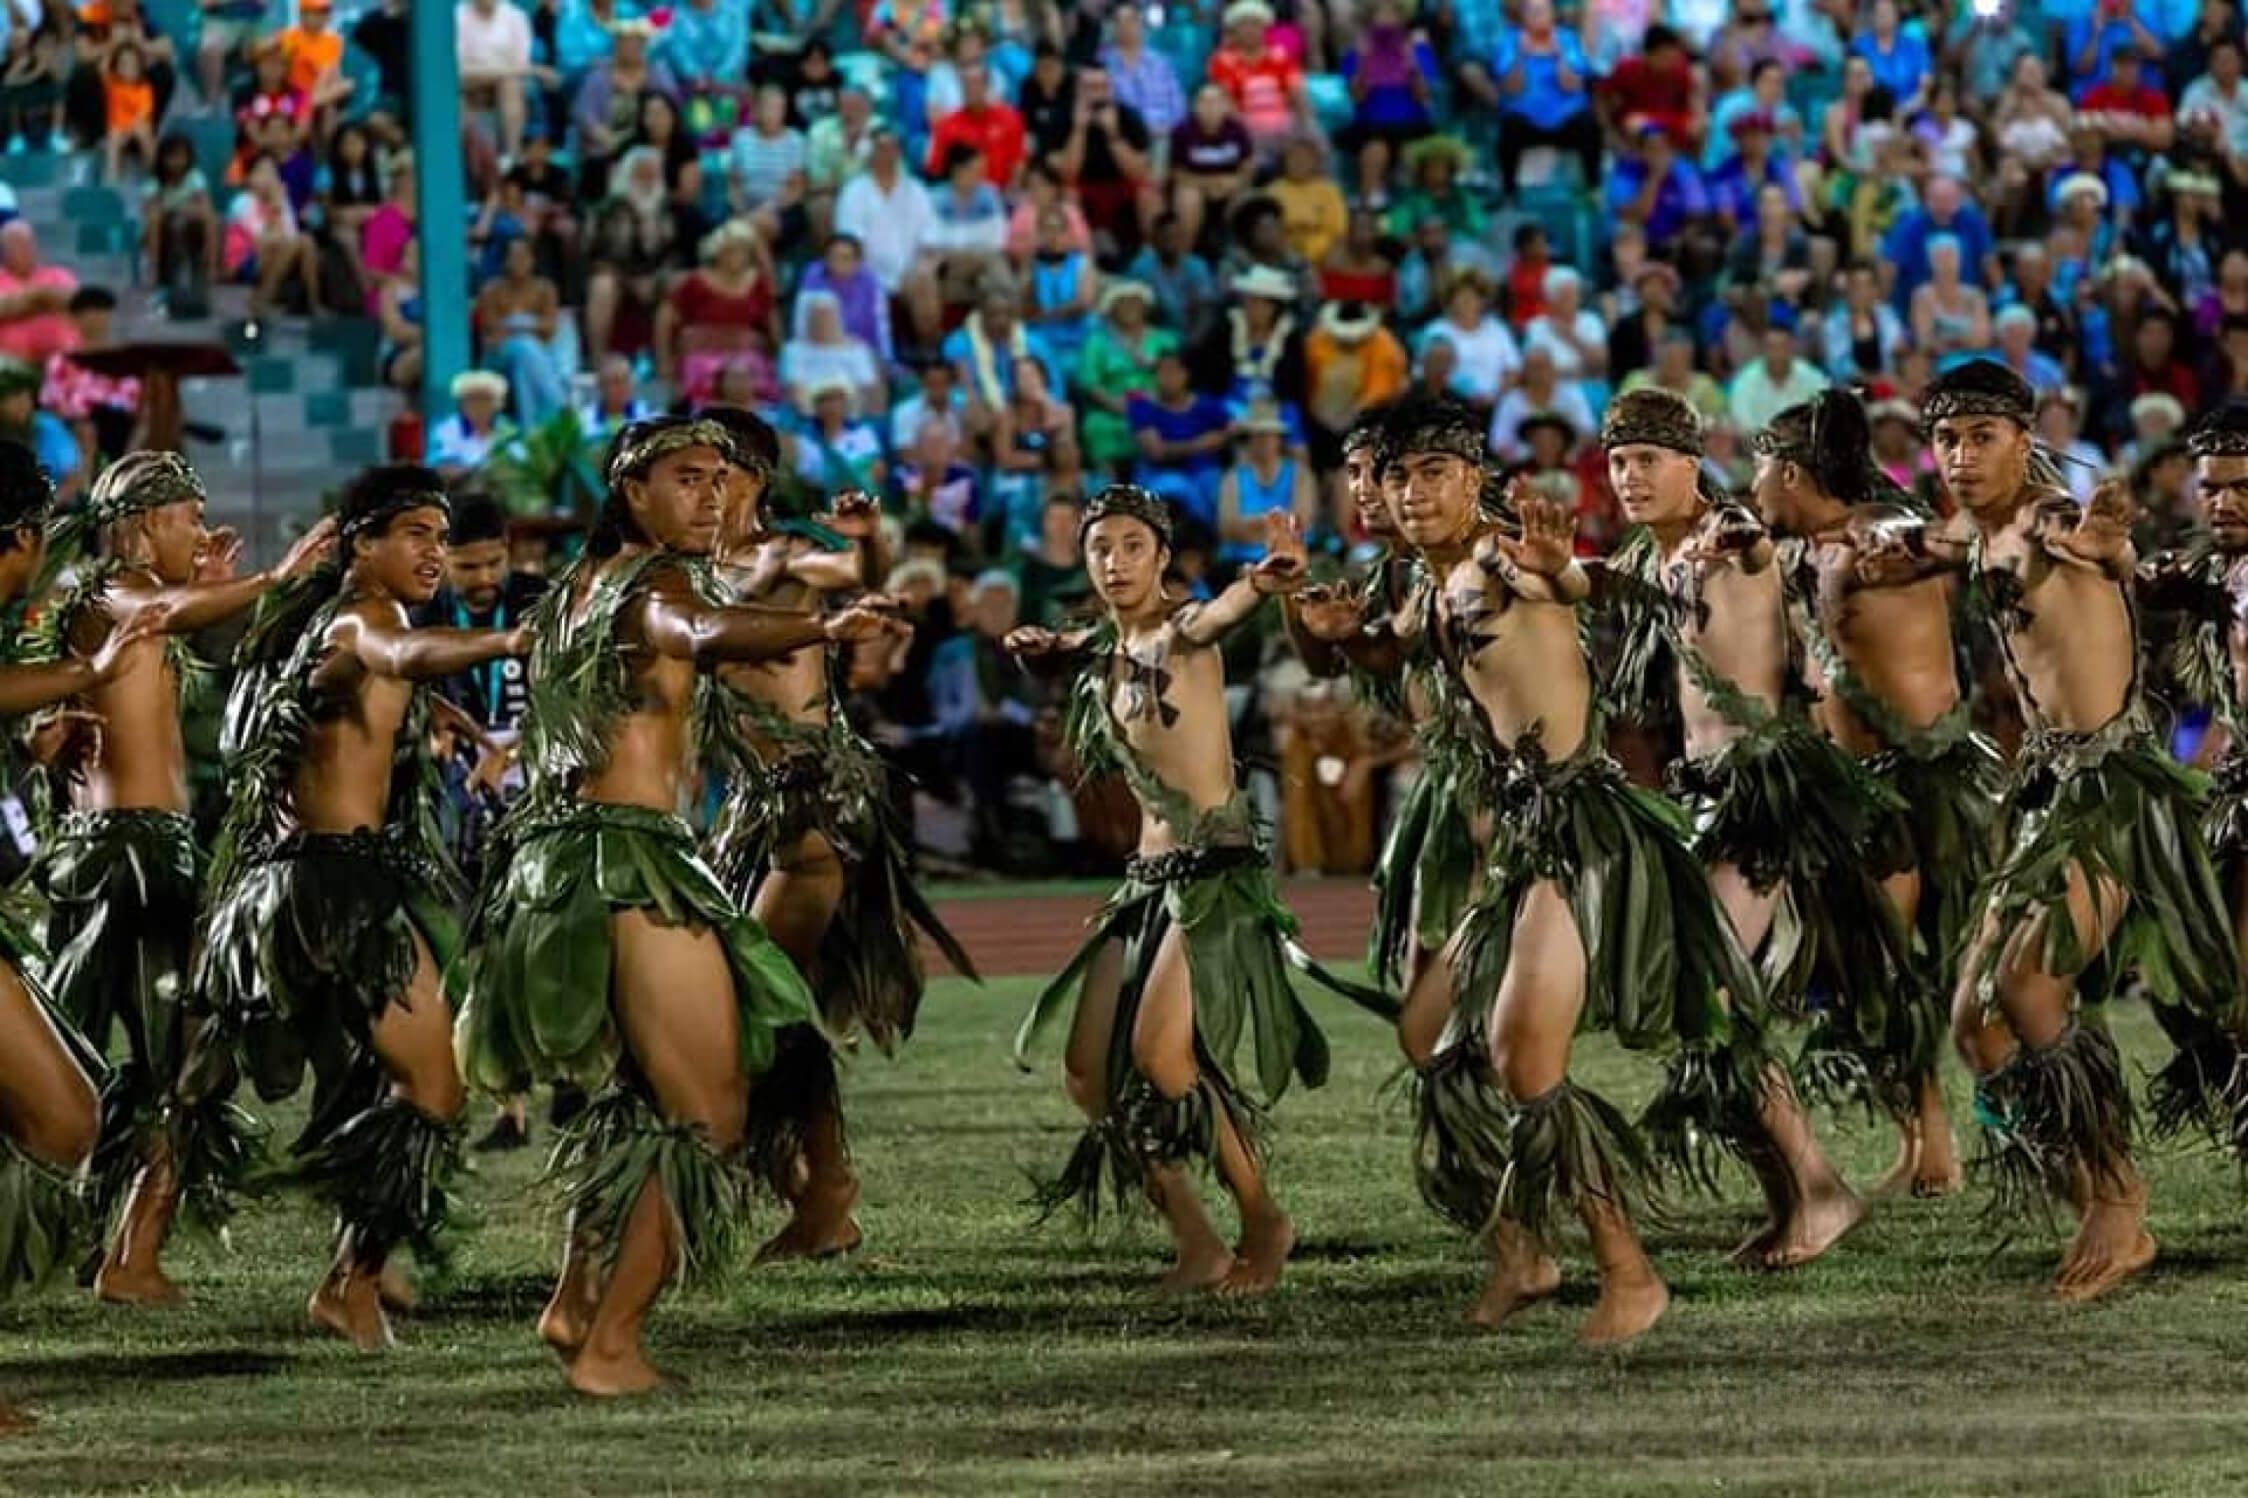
[1232,264,1298,303]
[2055,172,2109,208]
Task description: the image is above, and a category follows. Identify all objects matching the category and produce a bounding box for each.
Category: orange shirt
[279,26,343,98]
[105,75,154,133]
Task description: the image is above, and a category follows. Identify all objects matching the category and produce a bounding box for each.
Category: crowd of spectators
[4,0,2248,875]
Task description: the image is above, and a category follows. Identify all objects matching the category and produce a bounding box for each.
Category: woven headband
[2187,409,2248,461]
[1601,391,1705,457]
[1388,405,1486,467]
[1079,483,1173,546]
[341,488,451,542]
[87,452,206,526]
[610,418,734,485]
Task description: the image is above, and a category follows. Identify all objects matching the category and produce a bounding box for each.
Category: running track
[925,879,1375,978]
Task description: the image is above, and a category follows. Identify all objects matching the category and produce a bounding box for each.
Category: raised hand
[2056,479,2136,565]
[26,709,103,772]
[1685,503,1767,565]
[1480,481,1577,578]
[196,526,243,582]
[277,515,340,580]
[818,489,883,540]
[1293,582,1366,642]
[1262,509,1308,574]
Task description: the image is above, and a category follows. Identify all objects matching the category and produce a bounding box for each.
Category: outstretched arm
[1849,511,1973,589]
[640,566,899,666]
[1283,585,1403,677]
[1178,511,1309,648]
[2136,548,2228,619]
[0,659,100,718]
[106,517,338,635]
[333,604,528,682]
[1002,625,1102,679]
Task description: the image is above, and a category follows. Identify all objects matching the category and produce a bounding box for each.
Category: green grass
[8,984,2248,1497]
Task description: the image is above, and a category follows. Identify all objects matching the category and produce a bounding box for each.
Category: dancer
[195,466,525,1349]
[1284,405,1481,995]
[0,441,161,1430]
[1925,359,2241,1300]
[454,415,893,1395]
[1603,387,1889,1269]
[1006,488,1379,1297]
[1749,389,1992,1197]
[699,406,976,1263]
[1369,394,1760,1340]
[39,451,334,1305]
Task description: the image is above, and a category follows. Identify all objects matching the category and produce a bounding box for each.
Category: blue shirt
[939,326,1063,402]
[1849,27,1932,104]
[1606,158,1712,248]
[2061,12,2143,95]
[1128,393,1230,483]
[1342,38,1441,131]
[1881,204,1994,311]
[657,0,749,85]
[1708,152,1797,225]
[556,0,642,78]
[1490,28,1592,130]
[22,412,77,491]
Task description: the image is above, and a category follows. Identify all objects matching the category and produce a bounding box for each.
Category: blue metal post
[411,0,470,454]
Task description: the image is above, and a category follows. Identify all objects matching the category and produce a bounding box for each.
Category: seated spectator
[1318,209,1396,311]
[319,122,386,280]
[1055,65,1156,260]
[278,0,351,116]
[1216,400,1315,566]
[928,569,1044,863]
[457,0,542,163]
[473,234,565,427]
[226,155,319,319]
[196,0,268,109]
[835,125,939,348]
[1912,79,1980,182]
[556,0,640,84]
[657,0,749,94]
[784,38,844,130]
[1622,326,1727,421]
[431,371,516,478]
[358,150,418,306]
[1523,268,1608,387]
[1728,320,1829,431]
[1911,233,1991,361]
[1075,279,1173,474]
[1101,4,1187,145]
[1608,123,1715,266]
[1221,195,1315,314]
[1017,40,1076,158]
[727,82,808,230]
[1850,0,1931,116]
[991,355,1076,551]
[806,85,880,227]
[0,221,75,371]
[0,357,78,495]
[1168,83,1255,250]
[792,377,888,492]
[2121,306,2200,426]
[869,0,949,81]
[1489,345,1595,463]
[578,352,655,441]
[582,147,681,361]
[230,34,309,185]
[1492,0,1600,198]
[144,132,220,307]
[99,34,155,182]
[2179,37,2248,157]
[1337,0,1437,202]
[66,0,175,150]
[1725,181,1816,309]
[1417,269,1520,409]
[1302,300,1407,466]
[1208,0,1308,155]
[943,276,1058,425]
[922,143,1011,310]
[0,9,67,153]
[1607,260,1683,379]
[1385,134,1482,244]
[1822,259,1906,382]
[657,217,780,407]
[896,418,981,537]
[1130,349,1233,530]
[1022,210,1096,377]
[2001,242,2080,381]
[41,284,138,466]
[781,290,884,418]
[1882,174,1996,312]
[892,360,967,453]
[376,239,423,393]
[1191,263,1307,419]
[570,19,675,200]
[1990,52,2073,175]
[1269,133,1348,266]
[2064,0,2163,101]
[1126,211,1220,348]
[794,235,889,364]
[1709,113,1797,234]
[629,90,710,247]
[2036,388,2106,505]
[1012,491,1090,627]
[1706,56,1804,168]
[1989,305,2067,396]
[1600,23,1702,147]
[1005,161,1093,265]
[926,62,1027,191]
[921,20,989,129]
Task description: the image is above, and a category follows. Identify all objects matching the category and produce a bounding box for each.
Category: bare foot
[308,1275,395,1352]
[0,1404,34,1437]
[2055,1201,2157,1304]
[94,1263,185,1307]
[538,1297,591,1358]
[378,1263,417,1314]
[1872,1126,1923,1198]
[1157,1234,1234,1295]
[1215,1207,1296,1299]
[566,1347,678,1398]
[1467,1253,1562,1330]
[1727,1218,1784,1267]
[1756,1181,1865,1271]
[753,1178,864,1265]
[1580,1270,1669,1346]
[1910,1129,1964,1200]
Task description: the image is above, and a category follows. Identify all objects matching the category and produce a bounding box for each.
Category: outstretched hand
[824,597,912,644]
[817,490,883,541]
[1003,626,1064,659]
[1293,582,1365,642]
[196,526,243,582]
[1479,480,1577,578]
[276,516,339,581]
[1250,513,1310,595]
[1683,504,1767,565]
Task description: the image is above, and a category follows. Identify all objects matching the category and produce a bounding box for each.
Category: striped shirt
[1101,43,1187,137]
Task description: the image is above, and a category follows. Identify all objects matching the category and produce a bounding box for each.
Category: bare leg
[96,1146,181,1306]
[1708,862,1863,1269]
[495,76,527,159]
[1577,1197,1670,1345]
[584,271,619,362]
[0,964,99,1173]
[750,834,861,1264]
[309,932,464,1351]
[567,909,747,1397]
[537,1214,603,1357]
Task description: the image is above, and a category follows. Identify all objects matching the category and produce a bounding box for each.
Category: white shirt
[1727,358,1830,433]
[1420,316,1522,405]
[1488,383,1597,462]
[835,169,935,292]
[2181,75,2248,159]
[456,1,533,76]
[1523,309,1608,382]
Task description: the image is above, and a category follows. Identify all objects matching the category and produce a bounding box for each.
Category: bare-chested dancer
[1601,388,1886,1270]
[1005,487,1383,1297]
[196,465,523,1349]
[0,441,161,1431]
[1361,394,1765,1340]
[697,406,975,1264]
[454,416,896,1395]
[1749,390,1993,1197]
[1923,359,2241,1300]
[1284,406,1481,995]
[39,451,334,1305]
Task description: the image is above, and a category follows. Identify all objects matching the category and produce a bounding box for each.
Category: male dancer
[1749,389,1991,1196]
[1005,490,1378,1297]
[0,442,159,1426]
[41,451,334,1304]
[454,416,895,1395]
[1924,359,2241,1299]
[1363,395,1760,1340]
[698,406,975,1263]
[197,465,524,1349]
[1602,387,1892,1269]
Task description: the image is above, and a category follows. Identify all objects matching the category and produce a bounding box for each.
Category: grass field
[7,976,2248,1498]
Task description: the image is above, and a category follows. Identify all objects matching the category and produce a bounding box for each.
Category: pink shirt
[0,266,79,364]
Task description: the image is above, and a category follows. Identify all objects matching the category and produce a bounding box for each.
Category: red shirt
[925,103,1028,189]
[1207,43,1302,138]
[2080,81,2171,119]
[1506,254,1550,331]
[1604,56,1697,145]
